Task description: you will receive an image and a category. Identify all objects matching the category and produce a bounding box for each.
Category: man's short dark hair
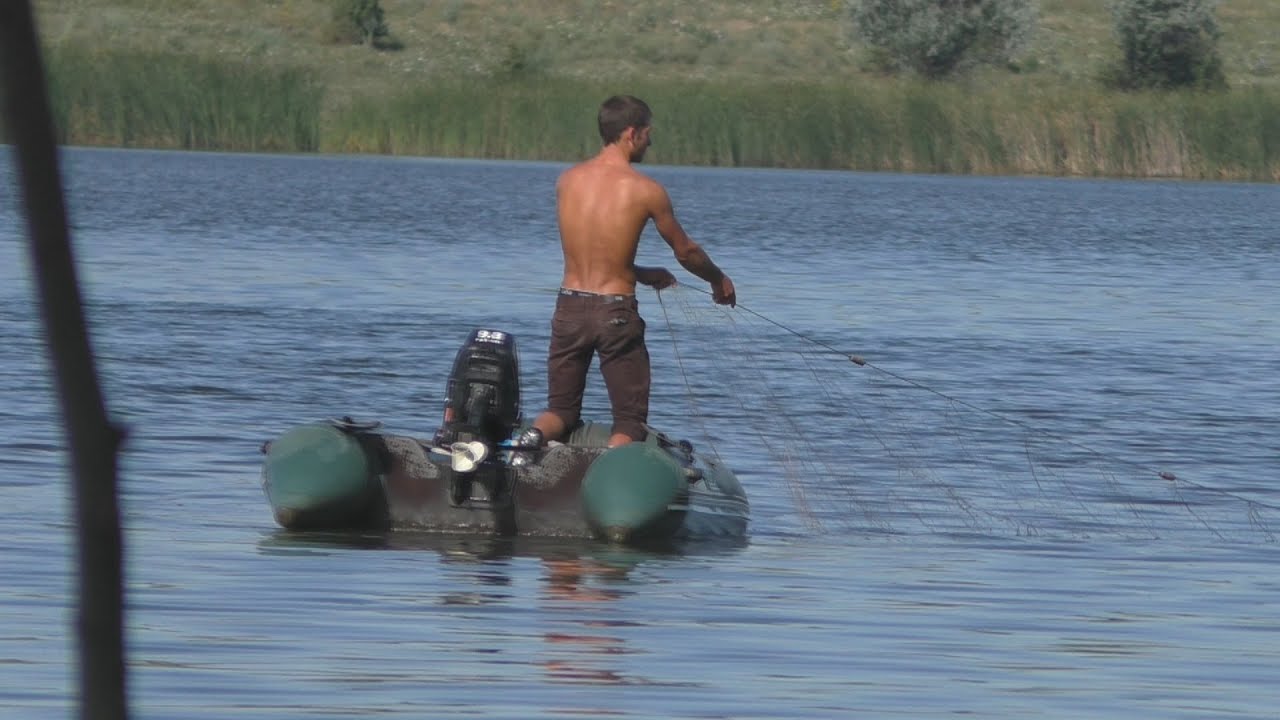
[598,95,651,144]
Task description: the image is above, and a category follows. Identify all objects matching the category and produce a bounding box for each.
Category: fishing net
[653,285,1277,544]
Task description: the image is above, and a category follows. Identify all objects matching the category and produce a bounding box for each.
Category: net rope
[654,285,1276,544]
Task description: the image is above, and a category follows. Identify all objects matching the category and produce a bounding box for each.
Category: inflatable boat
[261,328,748,546]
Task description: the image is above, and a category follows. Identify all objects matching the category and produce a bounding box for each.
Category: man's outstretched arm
[650,186,736,306]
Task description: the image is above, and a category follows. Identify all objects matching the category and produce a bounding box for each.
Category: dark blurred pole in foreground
[1,3,129,718]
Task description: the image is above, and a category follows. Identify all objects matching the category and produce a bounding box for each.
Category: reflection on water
[256,531,748,694]
[539,554,633,687]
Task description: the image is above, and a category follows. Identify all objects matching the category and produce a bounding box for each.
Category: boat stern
[581,443,689,544]
[261,423,384,530]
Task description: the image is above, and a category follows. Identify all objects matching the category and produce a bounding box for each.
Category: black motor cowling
[434,328,521,450]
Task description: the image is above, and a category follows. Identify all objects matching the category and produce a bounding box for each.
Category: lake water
[2,147,1278,719]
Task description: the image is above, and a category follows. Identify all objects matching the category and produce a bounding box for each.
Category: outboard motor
[432,329,521,506]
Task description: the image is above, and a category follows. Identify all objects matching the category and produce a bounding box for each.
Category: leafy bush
[849,0,1038,79]
[1108,0,1225,89]
[329,0,390,48]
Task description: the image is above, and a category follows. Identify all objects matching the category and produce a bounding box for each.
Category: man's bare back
[557,157,655,296]
[556,123,736,305]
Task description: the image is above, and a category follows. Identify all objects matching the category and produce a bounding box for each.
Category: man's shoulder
[622,167,664,195]
[561,160,663,193]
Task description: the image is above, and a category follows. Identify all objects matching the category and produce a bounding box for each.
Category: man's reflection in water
[539,554,633,685]
[386,533,645,685]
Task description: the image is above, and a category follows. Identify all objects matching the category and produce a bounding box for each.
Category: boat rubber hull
[261,421,748,544]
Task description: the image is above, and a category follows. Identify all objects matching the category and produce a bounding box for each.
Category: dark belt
[558,288,633,304]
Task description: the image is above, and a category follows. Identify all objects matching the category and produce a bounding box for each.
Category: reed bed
[33,49,1280,181]
[43,47,323,152]
[330,76,1280,181]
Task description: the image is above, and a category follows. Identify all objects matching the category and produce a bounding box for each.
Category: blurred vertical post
[1,2,129,718]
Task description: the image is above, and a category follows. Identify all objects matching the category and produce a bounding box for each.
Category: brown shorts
[546,288,650,441]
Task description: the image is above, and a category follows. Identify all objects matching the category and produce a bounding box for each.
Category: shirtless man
[525,95,736,449]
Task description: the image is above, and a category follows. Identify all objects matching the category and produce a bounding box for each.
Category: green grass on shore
[17,0,1280,180]
[30,0,1280,93]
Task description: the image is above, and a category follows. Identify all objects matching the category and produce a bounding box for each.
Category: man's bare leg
[530,412,567,445]
[533,413,634,447]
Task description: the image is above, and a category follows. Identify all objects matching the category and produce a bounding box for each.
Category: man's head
[598,95,652,162]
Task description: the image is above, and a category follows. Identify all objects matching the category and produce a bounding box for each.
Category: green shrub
[329,0,390,48]
[849,0,1038,79]
[1108,0,1225,89]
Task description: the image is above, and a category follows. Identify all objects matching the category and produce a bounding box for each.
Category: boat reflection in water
[257,531,748,691]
